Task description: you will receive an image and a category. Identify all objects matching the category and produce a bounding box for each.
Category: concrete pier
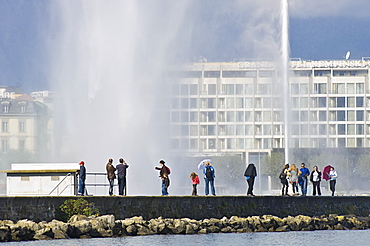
[0,196,369,222]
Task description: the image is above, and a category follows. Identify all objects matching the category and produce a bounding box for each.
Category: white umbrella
[198,159,212,170]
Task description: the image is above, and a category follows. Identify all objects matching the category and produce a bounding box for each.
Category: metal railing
[48,173,72,195]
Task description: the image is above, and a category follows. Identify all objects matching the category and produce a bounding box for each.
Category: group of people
[279,163,338,196]
[77,158,338,197]
[189,160,216,196]
[77,158,129,196]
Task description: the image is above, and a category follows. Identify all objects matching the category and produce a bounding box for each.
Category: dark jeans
[78,178,85,195]
[108,179,114,196]
[330,180,336,196]
[247,177,255,195]
[118,176,126,196]
[192,184,198,196]
[162,179,169,195]
[312,181,321,196]
[281,179,288,195]
[205,177,215,195]
[291,182,298,193]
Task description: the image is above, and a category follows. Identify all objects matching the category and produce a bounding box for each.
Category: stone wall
[0,196,369,222]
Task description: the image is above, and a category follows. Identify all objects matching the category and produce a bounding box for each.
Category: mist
[46,0,284,195]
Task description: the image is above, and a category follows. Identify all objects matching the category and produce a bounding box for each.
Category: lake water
[3,230,370,246]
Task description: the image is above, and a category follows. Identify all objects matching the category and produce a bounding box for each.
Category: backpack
[205,166,213,178]
[166,167,171,175]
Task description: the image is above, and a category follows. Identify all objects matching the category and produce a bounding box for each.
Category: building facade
[0,86,51,154]
[169,58,370,163]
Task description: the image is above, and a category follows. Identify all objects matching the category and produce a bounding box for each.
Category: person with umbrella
[244,163,257,196]
[328,166,338,196]
[203,161,216,196]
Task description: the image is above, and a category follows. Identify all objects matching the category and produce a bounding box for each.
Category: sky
[0,0,370,91]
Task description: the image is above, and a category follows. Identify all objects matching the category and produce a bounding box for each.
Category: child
[190,172,200,196]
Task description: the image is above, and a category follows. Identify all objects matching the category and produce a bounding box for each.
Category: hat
[79,161,85,165]
[159,160,165,164]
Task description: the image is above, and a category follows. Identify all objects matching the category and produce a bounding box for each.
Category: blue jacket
[203,165,215,178]
[300,167,310,179]
[79,165,86,180]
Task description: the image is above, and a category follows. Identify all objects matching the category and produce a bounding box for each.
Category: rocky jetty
[1,214,370,242]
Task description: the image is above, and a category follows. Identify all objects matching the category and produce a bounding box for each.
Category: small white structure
[1,163,79,196]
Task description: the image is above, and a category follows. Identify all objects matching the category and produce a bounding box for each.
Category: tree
[260,151,285,178]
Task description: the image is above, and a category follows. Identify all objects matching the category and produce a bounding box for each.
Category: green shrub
[59,198,99,220]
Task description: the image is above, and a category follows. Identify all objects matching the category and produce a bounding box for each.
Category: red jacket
[192,175,200,184]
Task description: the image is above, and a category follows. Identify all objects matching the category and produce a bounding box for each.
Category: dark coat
[106,163,116,179]
[244,164,257,177]
[310,170,322,182]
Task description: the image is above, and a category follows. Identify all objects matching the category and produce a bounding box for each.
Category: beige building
[0,86,51,154]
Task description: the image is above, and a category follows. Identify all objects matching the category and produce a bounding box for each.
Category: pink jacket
[192,175,200,184]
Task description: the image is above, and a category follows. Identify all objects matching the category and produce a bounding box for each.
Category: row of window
[171,110,370,123]
[172,96,367,109]
[172,82,365,96]
[1,121,26,133]
[170,136,368,150]
[171,123,370,137]
[167,70,368,79]
[1,105,27,113]
[1,139,26,153]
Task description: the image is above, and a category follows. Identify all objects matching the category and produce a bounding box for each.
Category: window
[20,105,26,113]
[338,124,346,135]
[356,97,364,107]
[357,111,364,121]
[3,105,8,113]
[190,98,198,108]
[208,84,216,95]
[337,97,345,107]
[337,111,345,121]
[208,125,216,136]
[2,121,8,132]
[19,122,26,132]
[204,71,220,78]
[189,85,198,95]
[19,140,25,152]
[318,97,326,107]
[2,140,9,153]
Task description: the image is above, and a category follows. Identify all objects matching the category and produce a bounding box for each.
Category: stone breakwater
[1,214,370,242]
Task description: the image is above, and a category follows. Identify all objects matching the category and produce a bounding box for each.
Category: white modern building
[1,163,79,196]
[168,58,370,164]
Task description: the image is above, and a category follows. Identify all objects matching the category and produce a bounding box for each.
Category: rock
[68,215,89,223]
[207,226,220,233]
[53,229,69,239]
[33,227,54,240]
[10,224,35,241]
[220,226,232,233]
[275,225,289,232]
[0,226,11,242]
[126,225,137,236]
[68,220,92,238]
[198,228,207,234]
[171,219,186,234]
[137,225,153,236]
[185,224,195,234]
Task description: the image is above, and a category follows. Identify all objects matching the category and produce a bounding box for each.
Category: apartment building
[169,58,370,163]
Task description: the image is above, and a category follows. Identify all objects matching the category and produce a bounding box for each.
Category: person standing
[155,160,170,196]
[299,163,310,196]
[203,161,216,196]
[289,164,299,195]
[190,172,200,196]
[279,164,289,196]
[329,167,338,196]
[116,158,129,196]
[244,163,257,197]
[310,166,322,196]
[106,158,116,196]
[77,161,86,196]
